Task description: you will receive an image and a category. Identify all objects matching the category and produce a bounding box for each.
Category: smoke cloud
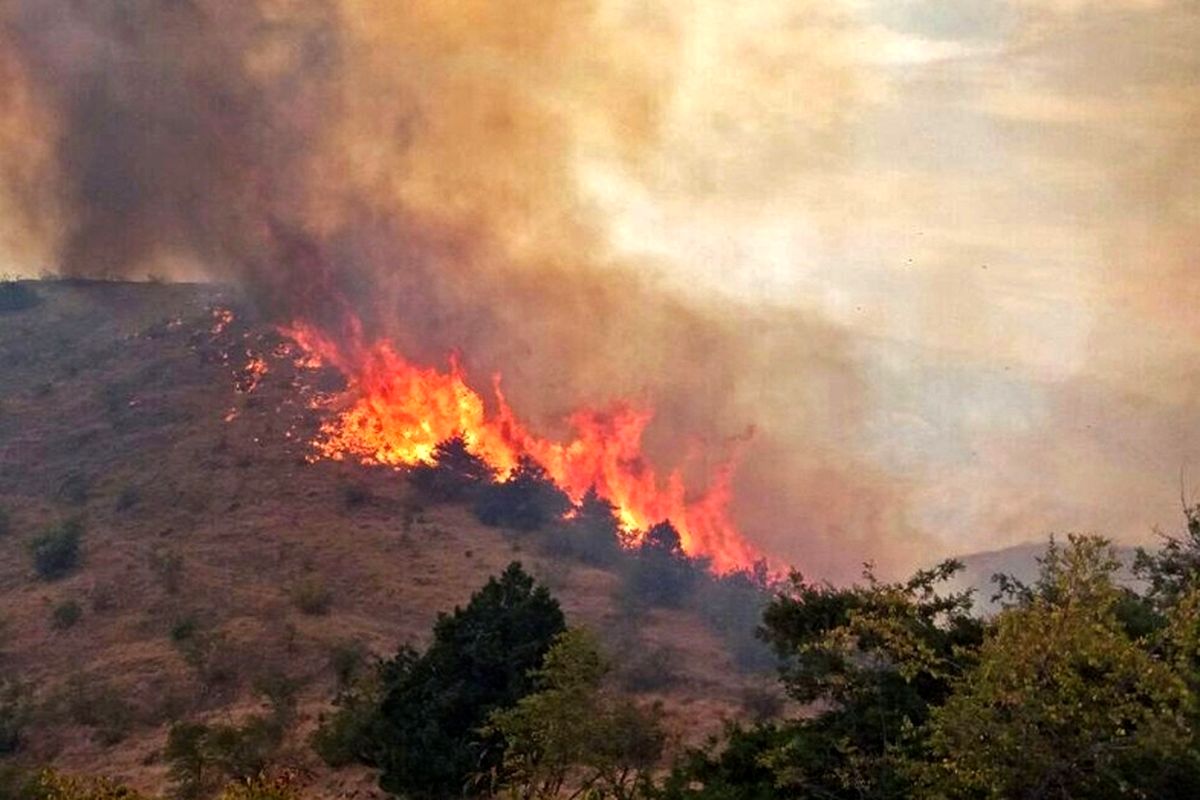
[1,0,1197,579]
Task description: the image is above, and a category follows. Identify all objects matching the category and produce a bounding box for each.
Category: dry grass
[0,281,759,795]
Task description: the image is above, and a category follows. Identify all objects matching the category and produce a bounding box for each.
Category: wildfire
[285,323,763,573]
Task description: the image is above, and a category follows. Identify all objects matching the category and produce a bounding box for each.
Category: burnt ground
[0,280,773,797]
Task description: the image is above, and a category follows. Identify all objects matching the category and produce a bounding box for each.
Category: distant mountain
[944,541,1143,615]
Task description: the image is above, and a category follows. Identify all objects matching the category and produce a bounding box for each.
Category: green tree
[1135,504,1200,609]
[482,628,664,800]
[917,535,1196,799]
[667,559,981,799]
[370,562,567,798]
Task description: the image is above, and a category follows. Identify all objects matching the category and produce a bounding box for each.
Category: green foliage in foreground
[2,770,299,800]
[664,531,1200,800]
[480,628,664,800]
[315,562,566,799]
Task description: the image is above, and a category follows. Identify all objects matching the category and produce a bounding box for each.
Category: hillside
[0,280,774,796]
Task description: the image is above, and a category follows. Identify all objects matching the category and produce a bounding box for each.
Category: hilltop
[0,280,775,797]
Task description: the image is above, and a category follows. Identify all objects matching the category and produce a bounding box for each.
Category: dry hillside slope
[0,280,772,796]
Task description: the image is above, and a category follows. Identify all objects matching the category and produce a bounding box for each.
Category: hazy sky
[575,0,1200,563]
[1,0,1196,576]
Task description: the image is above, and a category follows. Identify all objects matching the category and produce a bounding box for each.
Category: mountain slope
[0,280,769,796]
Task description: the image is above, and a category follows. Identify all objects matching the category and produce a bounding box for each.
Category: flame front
[286,323,762,573]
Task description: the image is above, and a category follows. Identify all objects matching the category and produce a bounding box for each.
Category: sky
[575,0,1200,567]
[0,0,1196,578]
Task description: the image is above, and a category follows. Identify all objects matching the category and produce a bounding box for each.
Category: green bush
[327,640,370,691]
[317,562,566,799]
[30,519,83,580]
[59,675,134,746]
[166,717,284,800]
[51,600,82,631]
[18,770,151,800]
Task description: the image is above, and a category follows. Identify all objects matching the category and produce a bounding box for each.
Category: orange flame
[284,322,762,573]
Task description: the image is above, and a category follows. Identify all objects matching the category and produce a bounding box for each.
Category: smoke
[0,0,904,578]
[5,0,1193,580]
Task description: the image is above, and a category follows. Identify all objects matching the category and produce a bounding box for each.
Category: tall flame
[286,322,762,573]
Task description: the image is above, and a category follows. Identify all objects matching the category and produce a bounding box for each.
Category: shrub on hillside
[540,488,624,567]
[18,770,151,800]
[409,437,492,503]
[58,674,134,746]
[0,680,32,756]
[620,521,701,609]
[327,639,370,692]
[0,282,39,314]
[473,457,571,532]
[30,519,83,580]
[51,600,82,631]
[616,644,681,693]
[166,717,283,800]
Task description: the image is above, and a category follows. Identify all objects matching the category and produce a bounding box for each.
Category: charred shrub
[473,457,571,532]
[30,518,84,580]
[620,521,702,609]
[409,437,492,503]
[0,507,10,538]
[0,282,39,314]
[540,488,624,567]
